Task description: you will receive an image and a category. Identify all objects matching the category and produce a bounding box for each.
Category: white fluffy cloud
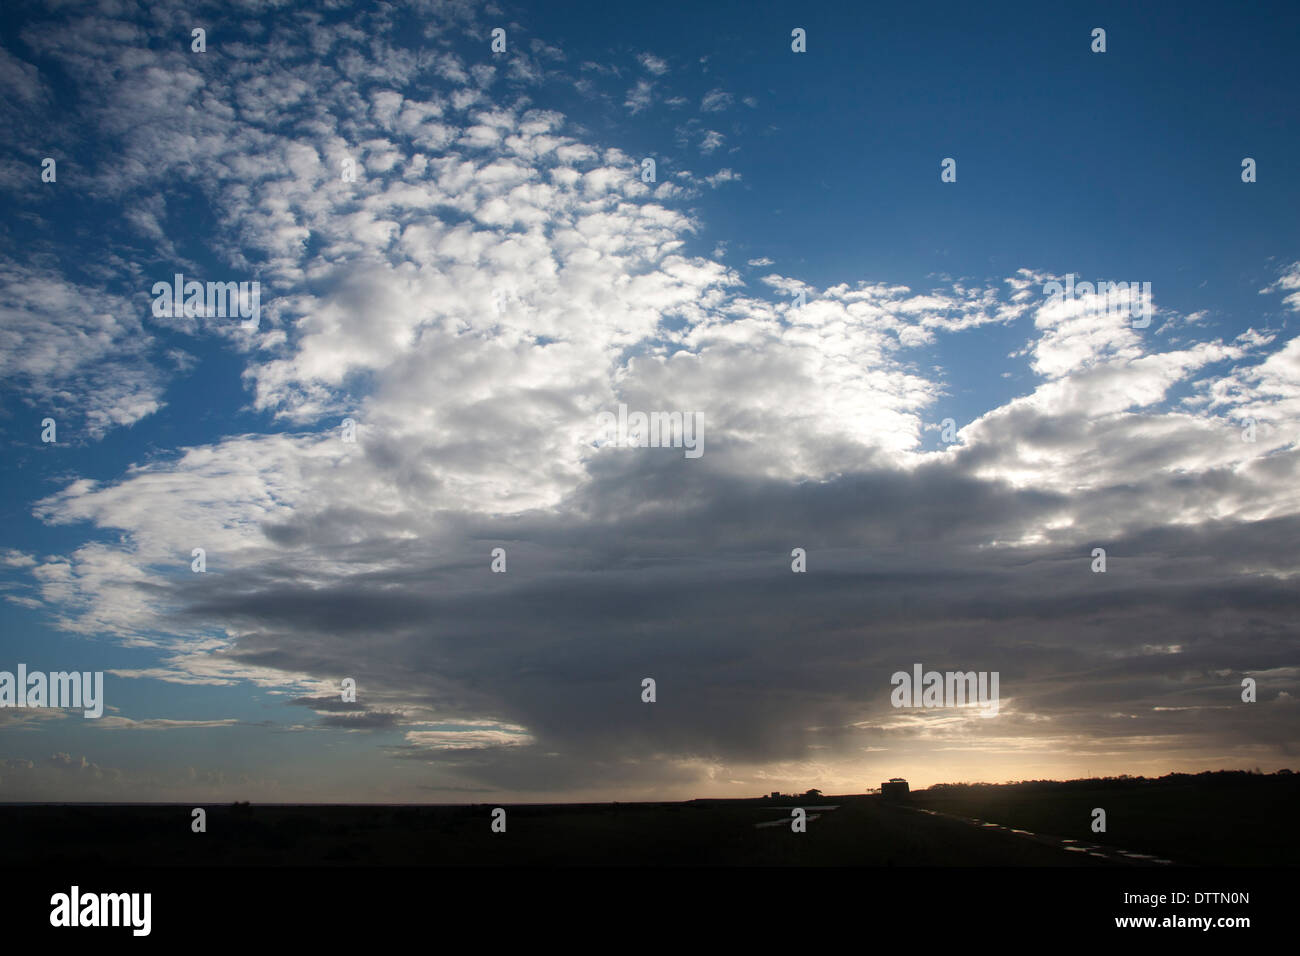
[0,265,169,438]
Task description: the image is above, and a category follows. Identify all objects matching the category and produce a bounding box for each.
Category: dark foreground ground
[4,772,1296,866]
[910,771,1300,866]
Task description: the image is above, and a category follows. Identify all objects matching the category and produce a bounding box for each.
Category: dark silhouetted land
[910,770,1300,866]
[3,771,1294,866]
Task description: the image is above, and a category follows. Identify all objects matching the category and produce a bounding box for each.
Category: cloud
[705,168,740,187]
[94,717,242,731]
[700,88,732,112]
[624,79,654,114]
[318,711,403,730]
[699,130,725,153]
[397,726,534,754]
[0,264,169,439]
[1261,260,1300,312]
[637,52,668,75]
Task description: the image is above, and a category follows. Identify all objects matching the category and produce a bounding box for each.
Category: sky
[0,0,1297,802]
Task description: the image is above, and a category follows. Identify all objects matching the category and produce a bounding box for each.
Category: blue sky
[1,0,1298,801]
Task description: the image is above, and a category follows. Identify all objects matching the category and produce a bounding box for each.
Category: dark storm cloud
[143,443,1300,790]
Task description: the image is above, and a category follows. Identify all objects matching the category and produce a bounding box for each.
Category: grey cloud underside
[160,452,1300,785]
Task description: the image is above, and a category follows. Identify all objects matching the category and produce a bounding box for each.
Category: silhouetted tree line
[924,769,1296,793]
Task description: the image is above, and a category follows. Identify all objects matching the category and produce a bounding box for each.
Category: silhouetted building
[881,778,910,802]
